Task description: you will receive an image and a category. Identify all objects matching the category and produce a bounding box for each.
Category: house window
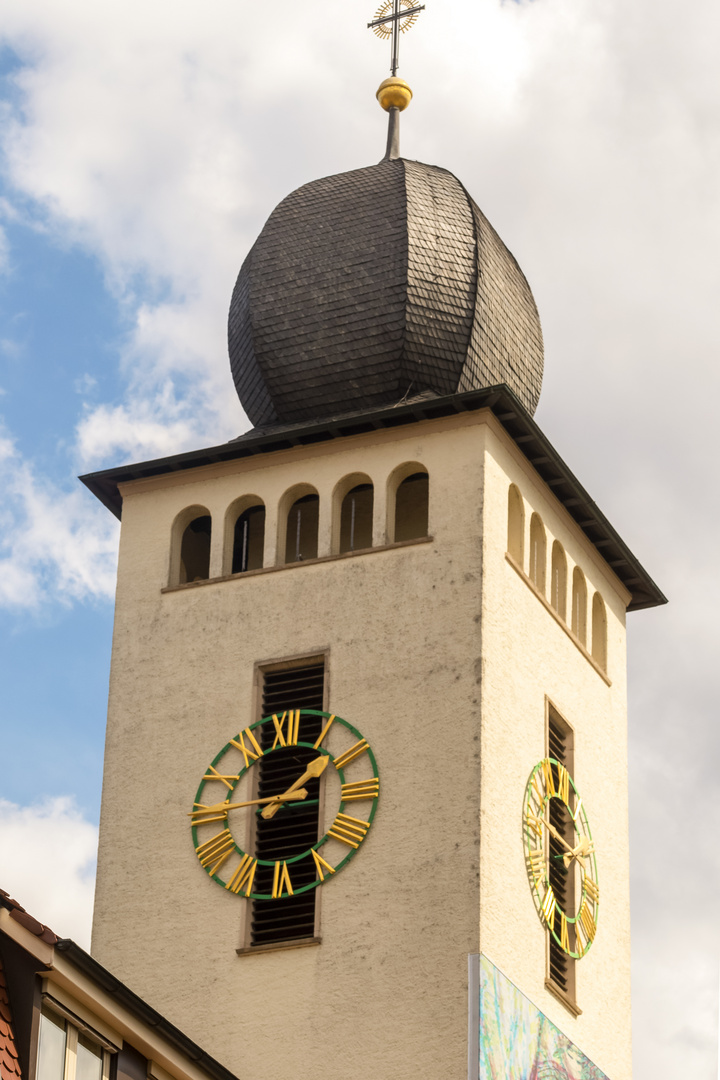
[249,660,326,948]
[546,707,577,1009]
[232,504,265,573]
[37,1008,108,1080]
[37,1008,67,1080]
[507,484,524,564]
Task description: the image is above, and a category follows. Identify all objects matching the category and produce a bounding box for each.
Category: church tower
[83,17,664,1080]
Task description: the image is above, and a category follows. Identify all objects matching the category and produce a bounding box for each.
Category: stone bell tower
[83,32,664,1080]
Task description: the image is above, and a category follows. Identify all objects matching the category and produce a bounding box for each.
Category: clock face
[190,709,379,899]
[523,758,599,958]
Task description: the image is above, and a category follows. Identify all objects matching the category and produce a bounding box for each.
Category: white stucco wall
[92,410,632,1080]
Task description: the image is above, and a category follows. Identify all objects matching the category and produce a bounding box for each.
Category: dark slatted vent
[251,663,325,947]
[548,710,576,1001]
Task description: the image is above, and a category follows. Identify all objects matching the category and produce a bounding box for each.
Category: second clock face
[523,758,599,959]
[191,709,379,900]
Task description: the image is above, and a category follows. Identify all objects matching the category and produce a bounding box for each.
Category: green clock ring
[523,758,599,958]
[190,709,379,899]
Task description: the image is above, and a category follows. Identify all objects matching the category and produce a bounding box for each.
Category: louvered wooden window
[546,707,577,1007]
[250,661,325,948]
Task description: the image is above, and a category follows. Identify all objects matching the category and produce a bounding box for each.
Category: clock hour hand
[527,812,575,855]
[528,811,594,871]
[562,835,594,871]
[261,754,329,820]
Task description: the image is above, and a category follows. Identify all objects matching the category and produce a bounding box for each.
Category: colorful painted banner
[470,954,610,1080]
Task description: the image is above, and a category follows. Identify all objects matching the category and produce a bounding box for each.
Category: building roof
[79,384,666,611]
[0,959,21,1080]
[228,158,544,425]
[0,891,239,1080]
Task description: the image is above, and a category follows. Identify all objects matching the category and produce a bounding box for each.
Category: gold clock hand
[530,811,594,870]
[261,754,329,820]
[190,790,309,821]
[562,835,594,871]
[528,812,575,855]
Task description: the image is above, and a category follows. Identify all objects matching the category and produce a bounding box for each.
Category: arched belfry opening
[507,484,524,564]
[529,514,547,594]
[334,474,374,554]
[282,488,320,564]
[171,506,212,585]
[232,503,265,574]
[388,464,429,543]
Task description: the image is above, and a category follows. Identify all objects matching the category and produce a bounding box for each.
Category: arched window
[592,592,608,670]
[551,541,567,621]
[571,567,588,646]
[507,484,524,564]
[339,483,373,553]
[393,471,429,542]
[529,514,547,594]
[285,493,319,564]
[179,514,211,583]
[232,504,265,574]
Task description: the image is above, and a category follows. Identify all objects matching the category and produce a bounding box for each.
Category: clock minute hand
[261,754,329,820]
[190,790,309,820]
[528,812,576,856]
[529,812,593,870]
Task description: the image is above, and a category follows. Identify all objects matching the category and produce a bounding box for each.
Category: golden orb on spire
[376,76,413,111]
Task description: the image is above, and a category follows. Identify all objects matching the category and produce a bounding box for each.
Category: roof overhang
[79,385,666,612]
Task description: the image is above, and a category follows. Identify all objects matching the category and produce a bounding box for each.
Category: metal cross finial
[368,0,426,77]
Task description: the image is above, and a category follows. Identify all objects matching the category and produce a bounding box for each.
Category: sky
[0,0,717,1075]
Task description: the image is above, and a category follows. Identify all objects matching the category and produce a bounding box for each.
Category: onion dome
[228,155,543,426]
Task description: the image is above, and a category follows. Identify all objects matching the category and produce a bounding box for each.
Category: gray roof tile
[228,157,543,424]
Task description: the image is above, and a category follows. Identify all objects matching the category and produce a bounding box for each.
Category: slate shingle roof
[228,157,543,426]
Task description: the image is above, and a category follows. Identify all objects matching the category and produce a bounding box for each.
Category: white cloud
[0,422,118,608]
[0,797,97,948]
[76,399,199,467]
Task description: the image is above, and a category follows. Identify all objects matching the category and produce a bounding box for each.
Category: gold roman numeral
[557,764,570,805]
[542,759,556,797]
[525,811,544,840]
[584,876,600,904]
[540,885,557,926]
[196,830,235,875]
[271,710,300,748]
[225,854,257,896]
[341,778,379,801]
[327,813,370,849]
[271,861,294,898]
[570,797,584,822]
[311,849,336,882]
[559,911,571,954]
[577,901,597,948]
[203,765,240,790]
[527,848,545,882]
[190,805,229,827]
[531,773,546,805]
[334,739,369,771]
[229,727,263,768]
[313,714,336,749]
